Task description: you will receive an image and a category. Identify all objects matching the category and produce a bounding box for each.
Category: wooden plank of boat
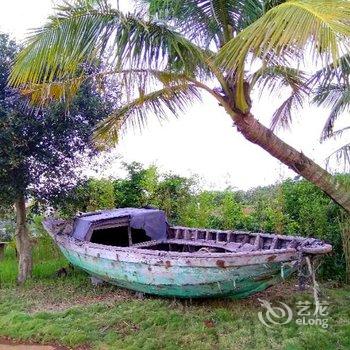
[43,208,332,298]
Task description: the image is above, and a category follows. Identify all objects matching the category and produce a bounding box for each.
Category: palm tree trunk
[15,196,33,284]
[233,112,350,214]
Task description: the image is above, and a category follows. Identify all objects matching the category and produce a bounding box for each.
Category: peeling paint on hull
[43,213,332,299]
[60,245,295,298]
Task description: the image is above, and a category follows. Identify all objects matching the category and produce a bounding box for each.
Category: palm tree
[9,0,350,213]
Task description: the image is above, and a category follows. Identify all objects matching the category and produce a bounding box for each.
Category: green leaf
[93,83,202,148]
[10,0,209,96]
[313,84,350,140]
[326,143,350,171]
[250,65,309,129]
[217,0,350,112]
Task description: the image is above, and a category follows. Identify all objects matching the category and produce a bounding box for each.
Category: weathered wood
[127,225,132,246]
[42,213,332,298]
[254,235,263,250]
[270,237,279,250]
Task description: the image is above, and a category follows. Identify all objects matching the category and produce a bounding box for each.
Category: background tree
[55,178,116,218]
[9,0,350,214]
[152,173,194,223]
[0,33,111,283]
[113,162,158,208]
[56,162,195,223]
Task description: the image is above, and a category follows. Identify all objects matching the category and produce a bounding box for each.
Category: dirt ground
[0,338,88,350]
[0,345,55,350]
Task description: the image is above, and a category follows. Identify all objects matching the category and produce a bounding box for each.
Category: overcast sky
[0,0,347,190]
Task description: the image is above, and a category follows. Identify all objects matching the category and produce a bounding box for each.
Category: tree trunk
[232,112,350,213]
[15,196,33,284]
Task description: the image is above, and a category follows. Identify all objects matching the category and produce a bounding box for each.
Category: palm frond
[251,66,308,95]
[313,84,350,140]
[209,0,234,43]
[326,143,350,172]
[93,83,202,148]
[310,55,350,141]
[330,126,350,139]
[309,53,350,89]
[10,0,113,87]
[140,0,288,47]
[234,0,287,30]
[217,0,350,112]
[263,0,287,12]
[250,65,309,129]
[140,0,221,48]
[117,69,192,98]
[10,0,209,99]
[22,68,193,105]
[270,91,304,130]
[139,0,240,47]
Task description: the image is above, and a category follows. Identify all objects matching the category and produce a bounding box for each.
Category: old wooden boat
[43,208,332,298]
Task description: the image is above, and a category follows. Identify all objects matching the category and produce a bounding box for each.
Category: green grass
[1,242,350,350]
[0,242,67,287]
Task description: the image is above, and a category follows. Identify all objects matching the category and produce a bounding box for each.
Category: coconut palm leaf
[22,67,193,105]
[251,66,308,96]
[9,0,210,97]
[324,126,350,172]
[313,84,350,140]
[250,65,309,129]
[235,0,287,30]
[270,91,305,130]
[140,0,240,47]
[309,53,350,142]
[139,0,224,48]
[217,0,350,112]
[140,0,287,48]
[309,53,350,89]
[326,143,350,171]
[331,126,350,139]
[93,83,202,148]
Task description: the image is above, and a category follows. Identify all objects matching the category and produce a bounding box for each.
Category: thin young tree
[9,0,350,212]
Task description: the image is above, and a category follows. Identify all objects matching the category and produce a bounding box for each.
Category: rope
[306,256,321,313]
[296,249,323,314]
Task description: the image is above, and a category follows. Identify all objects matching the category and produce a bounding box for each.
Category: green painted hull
[43,214,331,299]
[60,245,296,298]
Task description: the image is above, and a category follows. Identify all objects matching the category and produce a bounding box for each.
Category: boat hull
[58,240,297,298]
